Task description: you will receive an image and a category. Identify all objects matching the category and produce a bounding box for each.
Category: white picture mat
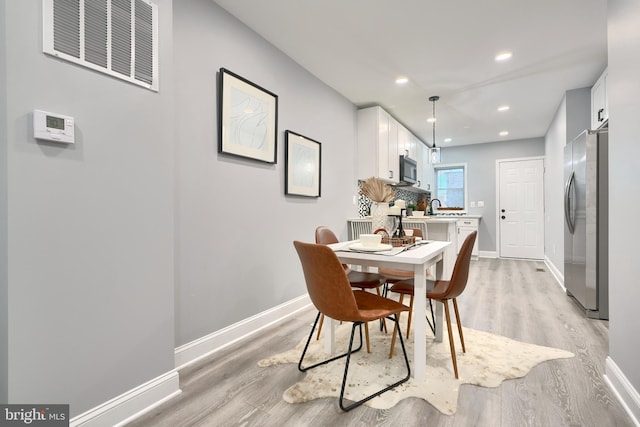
[220,70,277,163]
[286,132,321,197]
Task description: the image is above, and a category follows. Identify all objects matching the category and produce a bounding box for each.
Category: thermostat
[34,109,75,144]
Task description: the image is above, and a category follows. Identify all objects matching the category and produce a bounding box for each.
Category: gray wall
[0,0,8,404]
[544,87,592,274]
[173,0,358,345]
[3,0,175,415]
[544,97,567,271]
[439,138,545,253]
[608,0,640,397]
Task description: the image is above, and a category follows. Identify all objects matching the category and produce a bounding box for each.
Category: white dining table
[328,239,452,381]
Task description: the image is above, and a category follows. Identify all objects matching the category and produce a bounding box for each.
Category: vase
[370,202,390,233]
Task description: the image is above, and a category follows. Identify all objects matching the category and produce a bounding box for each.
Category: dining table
[328,239,452,382]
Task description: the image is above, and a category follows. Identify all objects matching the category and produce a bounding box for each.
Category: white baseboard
[478,250,497,258]
[70,370,181,427]
[174,294,312,370]
[69,294,311,427]
[544,255,565,291]
[604,356,640,426]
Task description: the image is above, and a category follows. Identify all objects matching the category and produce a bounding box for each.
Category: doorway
[497,157,544,259]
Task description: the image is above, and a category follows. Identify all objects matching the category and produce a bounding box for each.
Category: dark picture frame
[285,130,321,197]
[218,68,278,163]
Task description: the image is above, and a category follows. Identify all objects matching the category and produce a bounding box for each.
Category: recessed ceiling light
[497,105,510,112]
[395,76,409,84]
[499,131,509,136]
[444,138,452,143]
[426,117,436,123]
[495,51,512,62]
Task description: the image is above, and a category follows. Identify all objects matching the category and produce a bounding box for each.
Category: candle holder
[388,208,406,238]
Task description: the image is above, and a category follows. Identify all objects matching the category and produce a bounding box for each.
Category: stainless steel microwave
[399,155,417,185]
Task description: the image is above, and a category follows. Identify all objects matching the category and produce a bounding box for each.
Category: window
[435,164,467,209]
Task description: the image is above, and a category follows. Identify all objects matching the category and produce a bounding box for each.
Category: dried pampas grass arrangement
[360,177,396,203]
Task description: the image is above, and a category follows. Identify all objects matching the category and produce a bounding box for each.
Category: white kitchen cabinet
[357,106,427,184]
[419,142,433,191]
[357,106,399,181]
[591,67,608,129]
[457,218,479,257]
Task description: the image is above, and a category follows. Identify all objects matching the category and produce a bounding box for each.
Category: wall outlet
[477,201,484,208]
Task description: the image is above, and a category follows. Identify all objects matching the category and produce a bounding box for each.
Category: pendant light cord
[429,95,439,149]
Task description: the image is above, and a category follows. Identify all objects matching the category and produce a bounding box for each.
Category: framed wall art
[285,130,321,197]
[218,68,278,163]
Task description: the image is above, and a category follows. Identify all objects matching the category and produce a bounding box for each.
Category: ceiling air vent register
[43,0,158,91]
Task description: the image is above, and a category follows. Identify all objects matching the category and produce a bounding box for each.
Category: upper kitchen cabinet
[420,141,433,191]
[357,106,428,185]
[357,106,399,181]
[591,67,608,129]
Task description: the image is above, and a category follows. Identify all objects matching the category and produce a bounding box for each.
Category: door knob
[501,215,506,219]
[501,209,505,213]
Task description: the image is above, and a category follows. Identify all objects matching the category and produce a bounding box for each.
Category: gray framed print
[218,68,278,163]
[285,130,321,197]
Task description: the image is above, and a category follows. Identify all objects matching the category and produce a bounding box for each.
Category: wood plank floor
[127,258,635,427]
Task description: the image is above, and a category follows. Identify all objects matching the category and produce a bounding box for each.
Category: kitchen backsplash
[357,180,431,217]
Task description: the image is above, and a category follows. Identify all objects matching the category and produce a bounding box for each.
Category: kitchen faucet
[429,198,441,215]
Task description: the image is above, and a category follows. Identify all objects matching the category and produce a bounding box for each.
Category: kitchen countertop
[351,214,481,224]
[351,216,458,223]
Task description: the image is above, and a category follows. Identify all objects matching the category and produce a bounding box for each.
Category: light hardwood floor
[128,258,635,427]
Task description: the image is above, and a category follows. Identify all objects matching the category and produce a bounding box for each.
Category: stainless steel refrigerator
[564,129,608,319]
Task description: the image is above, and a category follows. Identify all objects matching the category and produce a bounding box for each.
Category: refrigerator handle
[564,170,575,234]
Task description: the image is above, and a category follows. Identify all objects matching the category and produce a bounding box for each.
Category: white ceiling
[212,0,608,147]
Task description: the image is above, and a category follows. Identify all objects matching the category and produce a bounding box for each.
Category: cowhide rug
[258,322,574,414]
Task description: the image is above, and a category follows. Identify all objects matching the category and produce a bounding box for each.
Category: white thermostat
[34,109,75,144]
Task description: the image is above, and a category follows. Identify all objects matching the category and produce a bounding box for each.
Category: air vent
[43,0,159,91]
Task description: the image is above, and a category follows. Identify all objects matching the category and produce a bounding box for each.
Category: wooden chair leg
[443,301,459,379]
[452,298,465,353]
[406,296,414,338]
[389,319,399,359]
[364,322,371,353]
[316,313,325,340]
[388,294,406,359]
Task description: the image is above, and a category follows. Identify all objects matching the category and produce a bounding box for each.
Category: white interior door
[498,158,544,259]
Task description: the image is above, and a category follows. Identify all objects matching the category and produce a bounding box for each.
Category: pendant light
[429,95,441,164]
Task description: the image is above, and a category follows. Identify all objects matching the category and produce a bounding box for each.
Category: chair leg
[389,294,414,360]
[426,298,436,335]
[340,315,410,411]
[388,320,398,359]
[452,298,466,353]
[375,287,388,334]
[443,301,460,379]
[380,283,390,332]
[406,296,414,338]
[364,322,371,353]
[316,313,325,340]
[299,311,363,372]
[388,295,404,359]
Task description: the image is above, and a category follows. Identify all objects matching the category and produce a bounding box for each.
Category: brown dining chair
[387,231,477,379]
[293,240,411,411]
[314,226,387,352]
[374,227,433,336]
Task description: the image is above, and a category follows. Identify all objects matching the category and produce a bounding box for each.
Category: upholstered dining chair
[293,240,411,411]
[314,226,387,352]
[387,231,477,379]
[374,227,430,331]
